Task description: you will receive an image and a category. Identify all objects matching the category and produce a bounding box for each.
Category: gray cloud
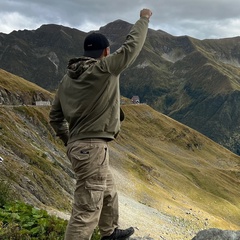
[0,0,239,39]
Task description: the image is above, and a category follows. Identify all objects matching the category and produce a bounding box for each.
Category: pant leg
[64,139,109,240]
[98,170,119,236]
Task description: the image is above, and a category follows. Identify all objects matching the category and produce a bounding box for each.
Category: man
[49,8,152,240]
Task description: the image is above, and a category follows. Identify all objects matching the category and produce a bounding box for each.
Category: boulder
[192,228,240,240]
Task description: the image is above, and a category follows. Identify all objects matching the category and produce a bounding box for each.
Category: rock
[192,228,240,240]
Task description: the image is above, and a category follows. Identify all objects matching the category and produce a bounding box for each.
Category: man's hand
[140,9,152,19]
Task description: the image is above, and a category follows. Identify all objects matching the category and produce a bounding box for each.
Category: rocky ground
[47,191,240,240]
[118,194,196,240]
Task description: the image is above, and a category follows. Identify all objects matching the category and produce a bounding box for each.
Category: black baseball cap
[83,32,109,59]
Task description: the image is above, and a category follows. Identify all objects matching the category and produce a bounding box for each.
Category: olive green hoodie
[49,17,149,145]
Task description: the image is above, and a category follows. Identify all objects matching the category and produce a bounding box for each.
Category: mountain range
[1,20,240,156]
[0,69,240,239]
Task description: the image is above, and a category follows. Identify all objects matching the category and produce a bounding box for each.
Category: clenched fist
[140,9,152,19]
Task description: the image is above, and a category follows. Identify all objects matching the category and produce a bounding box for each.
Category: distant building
[35,100,51,106]
[131,96,140,104]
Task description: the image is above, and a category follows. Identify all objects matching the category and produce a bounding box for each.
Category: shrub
[0,201,67,239]
[0,201,101,240]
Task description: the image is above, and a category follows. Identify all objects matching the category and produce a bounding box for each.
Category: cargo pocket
[68,144,91,174]
[98,145,108,166]
[80,179,105,212]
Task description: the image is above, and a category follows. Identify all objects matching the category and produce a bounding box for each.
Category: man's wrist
[141,16,150,21]
[142,15,150,19]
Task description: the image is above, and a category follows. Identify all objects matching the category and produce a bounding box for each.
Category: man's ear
[104,47,110,56]
[99,47,110,58]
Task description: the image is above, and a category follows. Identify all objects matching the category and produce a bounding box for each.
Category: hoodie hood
[67,57,98,79]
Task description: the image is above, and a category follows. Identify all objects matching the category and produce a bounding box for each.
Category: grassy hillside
[0,69,53,105]
[0,71,240,239]
[113,104,240,230]
[0,69,51,93]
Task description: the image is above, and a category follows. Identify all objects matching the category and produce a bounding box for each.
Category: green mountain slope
[0,70,239,239]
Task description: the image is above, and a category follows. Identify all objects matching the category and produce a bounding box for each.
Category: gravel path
[118,193,195,240]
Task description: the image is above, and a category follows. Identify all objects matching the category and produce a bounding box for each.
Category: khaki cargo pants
[64,139,119,240]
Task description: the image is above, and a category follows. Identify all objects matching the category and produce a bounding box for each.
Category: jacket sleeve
[103,17,149,76]
[49,90,69,145]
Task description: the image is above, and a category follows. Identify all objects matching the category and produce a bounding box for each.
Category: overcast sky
[0,0,239,40]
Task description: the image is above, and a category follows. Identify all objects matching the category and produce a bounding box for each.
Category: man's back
[50,15,150,144]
